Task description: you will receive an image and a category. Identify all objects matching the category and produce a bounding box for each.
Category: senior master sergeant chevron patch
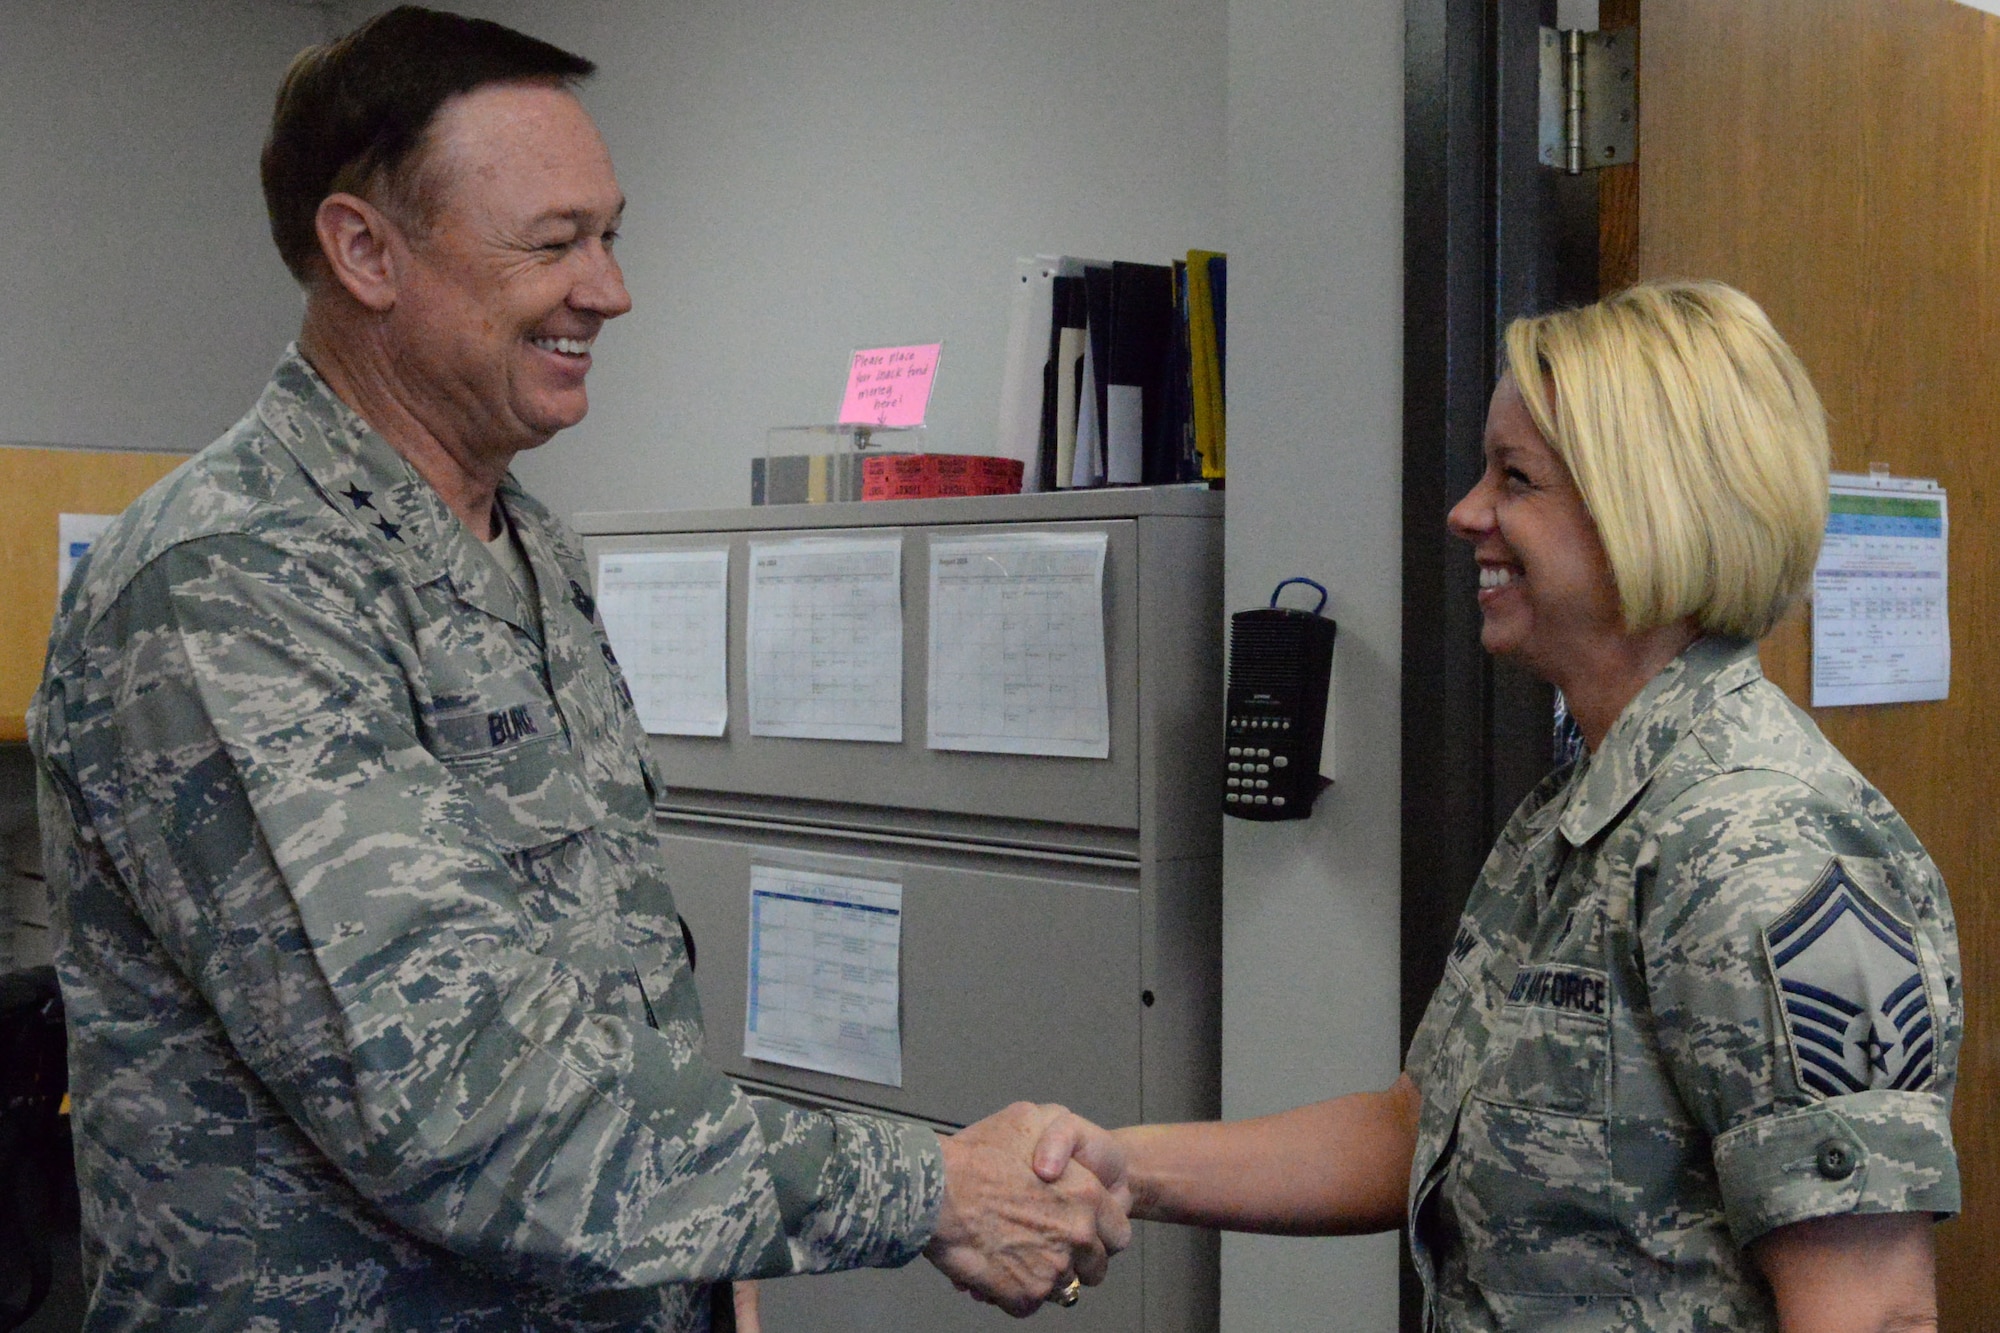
[1764,859,1938,1100]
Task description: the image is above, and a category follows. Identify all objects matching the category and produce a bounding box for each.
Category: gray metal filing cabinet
[577,488,1223,1331]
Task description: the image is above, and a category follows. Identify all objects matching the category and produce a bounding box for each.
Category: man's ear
[314,192,402,313]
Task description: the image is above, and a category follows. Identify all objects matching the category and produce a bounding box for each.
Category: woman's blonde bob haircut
[1503,280,1829,640]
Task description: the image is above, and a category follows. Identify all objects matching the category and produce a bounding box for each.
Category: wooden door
[1615,1,1999,1321]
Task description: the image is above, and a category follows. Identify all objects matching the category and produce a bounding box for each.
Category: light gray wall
[0,0,320,974]
[327,0,1227,518]
[0,0,316,452]
[1219,0,1404,1324]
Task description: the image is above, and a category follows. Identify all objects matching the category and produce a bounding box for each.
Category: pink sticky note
[838,343,943,428]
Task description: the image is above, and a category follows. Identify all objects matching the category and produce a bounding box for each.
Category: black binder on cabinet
[1108,261,1176,485]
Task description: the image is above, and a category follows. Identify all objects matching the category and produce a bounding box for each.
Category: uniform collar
[1558,635,1764,846]
[256,345,543,642]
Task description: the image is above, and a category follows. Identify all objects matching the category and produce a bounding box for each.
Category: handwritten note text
[839,343,942,428]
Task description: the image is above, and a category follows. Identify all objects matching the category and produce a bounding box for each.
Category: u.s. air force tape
[1506,963,1608,1016]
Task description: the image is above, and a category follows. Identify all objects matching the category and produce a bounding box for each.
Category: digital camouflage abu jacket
[31,349,943,1332]
[1406,635,1960,1331]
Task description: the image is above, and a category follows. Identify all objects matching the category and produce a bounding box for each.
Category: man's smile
[530,334,594,357]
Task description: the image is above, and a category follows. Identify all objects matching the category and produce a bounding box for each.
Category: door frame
[1400,0,1600,1324]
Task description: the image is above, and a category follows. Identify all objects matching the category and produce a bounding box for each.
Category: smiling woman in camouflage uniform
[1035,280,1961,1332]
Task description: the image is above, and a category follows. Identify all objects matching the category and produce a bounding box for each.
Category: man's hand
[923,1103,1133,1316]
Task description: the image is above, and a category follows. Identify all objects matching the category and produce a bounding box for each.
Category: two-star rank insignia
[1765,859,1937,1099]
[373,517,403,543]
[341,484,375,511]
[569,579,597,622]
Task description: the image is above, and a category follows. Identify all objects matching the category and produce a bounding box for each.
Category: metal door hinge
[1538,27,1637,174]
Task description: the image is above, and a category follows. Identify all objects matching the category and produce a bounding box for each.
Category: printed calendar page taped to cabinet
[747,536,904,742]
[926,531,1110,758]
[594,549,729,736]
[743,862,903,1087]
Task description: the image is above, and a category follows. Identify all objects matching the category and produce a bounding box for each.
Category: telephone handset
[1224,577,1335,821]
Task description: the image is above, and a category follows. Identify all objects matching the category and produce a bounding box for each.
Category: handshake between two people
[922,1102,1128,1317]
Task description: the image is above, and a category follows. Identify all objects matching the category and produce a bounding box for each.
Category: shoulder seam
[1658,758,1848,816]
[55,527,386,673]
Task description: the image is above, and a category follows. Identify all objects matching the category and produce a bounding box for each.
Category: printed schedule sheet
[743,864,904,1087]
[926,530,1110,758]
[1812,474,1950,707]
[593,548,730,736]
[746,536,904,742]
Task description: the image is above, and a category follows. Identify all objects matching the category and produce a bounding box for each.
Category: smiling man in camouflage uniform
[28,9,1123,1330]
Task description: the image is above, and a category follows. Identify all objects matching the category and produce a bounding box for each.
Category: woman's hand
[1027,1074,1420,1235]
[1751,1212,1937,1333]
[1030,1110,1134,1218]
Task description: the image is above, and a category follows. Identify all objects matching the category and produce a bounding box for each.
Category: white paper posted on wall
[927,531,1109,758]
[1812,475,1949,707]
[743,864,903,1087]
[594,549,730,736]
[747,537,904,742]
[58,513,116,594]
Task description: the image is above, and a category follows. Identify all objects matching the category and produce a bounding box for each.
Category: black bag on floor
[0,967,73,1333]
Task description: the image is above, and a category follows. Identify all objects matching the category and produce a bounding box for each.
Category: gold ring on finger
[1054,1276,1082,1308]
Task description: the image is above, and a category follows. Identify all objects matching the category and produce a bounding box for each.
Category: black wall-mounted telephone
[1224,578,1335,821]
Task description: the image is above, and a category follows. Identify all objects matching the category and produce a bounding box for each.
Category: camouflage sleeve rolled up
[1640,758,1961,1249]
[31,351,943,1331]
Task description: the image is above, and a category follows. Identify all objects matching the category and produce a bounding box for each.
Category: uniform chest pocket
[1456,964,1643,1298]
[1482,963,1609,1114]
[429,696,604,854]
[434,701,633,981]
